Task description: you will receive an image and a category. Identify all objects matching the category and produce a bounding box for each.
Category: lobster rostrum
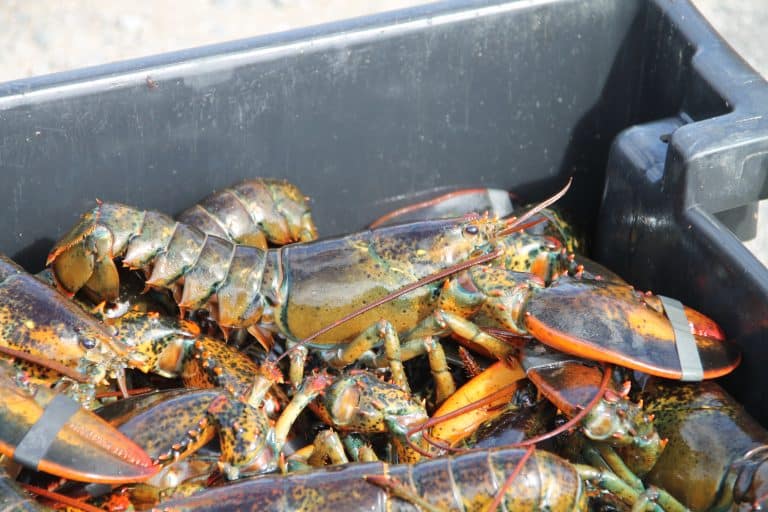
[47,183,738,396]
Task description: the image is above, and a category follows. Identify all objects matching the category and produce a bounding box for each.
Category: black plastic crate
[0,0,766,422]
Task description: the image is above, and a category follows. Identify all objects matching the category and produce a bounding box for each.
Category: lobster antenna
[407,362,612,456]
[369,188,488,229]
[0,345,89,383]
[484,445,536,512]
[22,484,105,512]
[506,363,611,447]
[403,381,522,458]
[496,177,572,237]
[277,247,504,362]
[278,180,572,363]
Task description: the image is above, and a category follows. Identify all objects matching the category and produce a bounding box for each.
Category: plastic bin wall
[0,0,766,420]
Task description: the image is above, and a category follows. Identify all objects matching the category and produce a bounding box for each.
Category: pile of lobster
[0,177,762,511]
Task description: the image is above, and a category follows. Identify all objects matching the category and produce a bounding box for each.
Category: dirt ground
[1,0,765,264]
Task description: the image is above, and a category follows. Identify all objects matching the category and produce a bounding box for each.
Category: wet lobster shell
[642,379,768,511]
[153,447,587,511]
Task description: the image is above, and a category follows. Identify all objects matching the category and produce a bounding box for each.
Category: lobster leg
[342,433,378,462]
[96,388,279,481]
[583,442,644,492]
[307,431,349,467]
[423,337,456,405]
[273,372,334,457]
[573,465,663,510]
[323,320,409,393]
[403,309,517,360]
[322,320,457,403]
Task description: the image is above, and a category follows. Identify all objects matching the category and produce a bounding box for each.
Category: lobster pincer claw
[0,362,158,484]
[522,275,741,380]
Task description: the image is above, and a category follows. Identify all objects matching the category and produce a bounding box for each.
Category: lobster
[149,441,693,512]
[639,379,768,511]
[152,446,590,511]
[432,360,768,510]
[47,182,738,403]
[3,252,309,482]
[67,310,335,480]
[0,253,163,485]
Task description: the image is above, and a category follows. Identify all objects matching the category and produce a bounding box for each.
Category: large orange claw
[430,359,525,446]
[0,368,158,484]
[523,275,740,380]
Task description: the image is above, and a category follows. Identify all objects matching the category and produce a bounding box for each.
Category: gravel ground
[0,0,765,264]
[692,1,768,266]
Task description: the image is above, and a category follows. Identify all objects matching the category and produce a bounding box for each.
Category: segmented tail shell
[177,178,317,248]
[48,202,268,330]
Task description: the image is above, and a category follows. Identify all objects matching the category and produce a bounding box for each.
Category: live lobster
[47,181,739,402]
[0,253,160,485]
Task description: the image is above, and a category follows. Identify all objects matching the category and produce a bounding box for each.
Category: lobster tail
[48,203,147,301]
[47,202,269,331]
[176,178,317,248]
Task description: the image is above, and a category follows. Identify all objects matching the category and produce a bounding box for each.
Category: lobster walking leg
[307,431,349,467]
[319,320,456,403]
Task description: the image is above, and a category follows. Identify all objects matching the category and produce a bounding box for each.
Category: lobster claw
[0,365,158,484]
[96,388,279,481]
[523,275,741,380]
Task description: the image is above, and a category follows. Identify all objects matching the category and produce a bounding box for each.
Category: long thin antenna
[497,178,572,237]
[277,247,503,362]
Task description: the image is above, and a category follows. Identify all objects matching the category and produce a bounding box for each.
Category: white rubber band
[659,295,704,381]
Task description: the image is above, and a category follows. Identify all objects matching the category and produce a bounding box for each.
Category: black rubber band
[14,393,81,470]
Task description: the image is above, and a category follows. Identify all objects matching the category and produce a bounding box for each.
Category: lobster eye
[80,338,97,350]
[464,225,479,235]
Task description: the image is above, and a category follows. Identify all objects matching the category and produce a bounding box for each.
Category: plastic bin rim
[0,0,563,105]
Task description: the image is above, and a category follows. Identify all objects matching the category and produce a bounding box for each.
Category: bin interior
[0,0,733,260]
[0,0,766,421]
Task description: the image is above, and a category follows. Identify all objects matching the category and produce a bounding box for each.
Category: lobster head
[0,254,139,385]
